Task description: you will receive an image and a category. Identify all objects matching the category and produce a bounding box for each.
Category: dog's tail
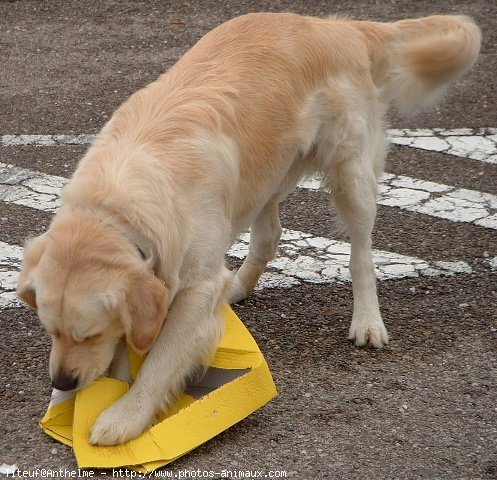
[357,15,481,112]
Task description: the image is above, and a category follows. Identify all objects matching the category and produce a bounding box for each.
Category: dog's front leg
[90,279,225,445]
[228,199,282,303]
[107,338,132,383]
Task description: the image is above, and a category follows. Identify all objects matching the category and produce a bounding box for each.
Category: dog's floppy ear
[118,272,169,354]
[17,234,50,309]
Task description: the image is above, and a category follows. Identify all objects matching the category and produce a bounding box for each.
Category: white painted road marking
[0,128,495,307]
[2,128,497,164]
[1,161,497,229]
[380,174,497,228]
[0,162,64,212]
[389,128,497,164]
[300,173,497,230]
[1,228,474,307]
[0,241,23,308]
[0,134,96,147]
[228,229,472,291]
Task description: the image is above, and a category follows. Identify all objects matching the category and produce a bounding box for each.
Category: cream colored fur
[17,13,480,445]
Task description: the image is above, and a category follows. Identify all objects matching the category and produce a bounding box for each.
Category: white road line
[0,134,96,147]
[1,161,497,229]
[300,174,497,230]
[0,162,64,212]
[390,128,497,164]
[1,229,473,308]
[0,241,23,308]
[233,228,473,289]
[0,127,495,306]
[380,174,497,228]
[2,128,497,163]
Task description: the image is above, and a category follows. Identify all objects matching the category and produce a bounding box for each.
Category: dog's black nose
[51,374,78,391]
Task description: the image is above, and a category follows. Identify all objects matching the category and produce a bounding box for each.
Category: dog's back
[65,13,480,225]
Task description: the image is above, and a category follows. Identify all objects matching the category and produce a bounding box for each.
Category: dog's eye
[73,332,103,343]
[82,332,103,343]
[86,332,103,341]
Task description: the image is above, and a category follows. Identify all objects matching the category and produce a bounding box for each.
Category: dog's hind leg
[228,199,282,303]
[330,151,389,348]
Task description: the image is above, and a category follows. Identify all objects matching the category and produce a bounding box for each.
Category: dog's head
[17,210,169,391]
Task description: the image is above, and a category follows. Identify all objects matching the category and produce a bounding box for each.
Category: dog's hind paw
[226,274,251,304]
[348,314,389,349]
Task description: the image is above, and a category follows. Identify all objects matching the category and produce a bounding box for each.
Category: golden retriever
[17,13,480,445]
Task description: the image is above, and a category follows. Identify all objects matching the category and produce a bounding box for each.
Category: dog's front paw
[348,312,389,349]
[90,396,154,445]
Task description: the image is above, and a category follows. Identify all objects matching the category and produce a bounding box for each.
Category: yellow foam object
[40,306,277,473]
